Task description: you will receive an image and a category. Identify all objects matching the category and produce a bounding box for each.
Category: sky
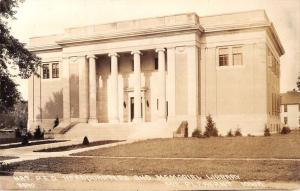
[8,0,300,100]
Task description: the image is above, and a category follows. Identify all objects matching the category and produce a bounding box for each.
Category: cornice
[27,44,62,52]
[56,24,203,46]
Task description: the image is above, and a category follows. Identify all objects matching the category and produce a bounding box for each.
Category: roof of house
[281,90,300,105]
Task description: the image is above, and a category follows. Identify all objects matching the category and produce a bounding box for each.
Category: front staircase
[57,122,174,141]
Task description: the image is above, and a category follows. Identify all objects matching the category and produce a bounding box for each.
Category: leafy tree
[203,114,218,137]
[297,76,300,91]
[0,0,40,112]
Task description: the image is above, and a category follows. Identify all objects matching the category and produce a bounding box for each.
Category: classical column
[88,55,98,123]
[78,56,89,122]
[156,48,166,120]
[131,50,142,122]
[167,47,176,118]
[62,57,70,122]
[108,52,119,122]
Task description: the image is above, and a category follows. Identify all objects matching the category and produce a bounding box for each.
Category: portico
[64,48,172,124]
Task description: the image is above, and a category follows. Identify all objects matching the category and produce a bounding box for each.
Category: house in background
[281,89,300,129]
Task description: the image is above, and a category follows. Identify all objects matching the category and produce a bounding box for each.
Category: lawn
[9,131,300,182]
[74,131,300,159]
[10,157,300,181]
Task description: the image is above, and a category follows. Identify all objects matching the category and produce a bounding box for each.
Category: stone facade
[27,10,284,136]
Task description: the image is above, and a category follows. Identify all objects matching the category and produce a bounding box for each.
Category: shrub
[192,128,202,138]
[21,136,29,145]
[15,128,21,138]
[281,126,291,134]
[27,131,33,139]
[234,128,242,136]
[227,129,233,137]
[203,114,218,137]
[53,117,59,128]
[264,127,271,136]
[34,126,44,139]
[82,136,89,145]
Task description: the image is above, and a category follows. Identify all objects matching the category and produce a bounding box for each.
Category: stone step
[59,121,173,141]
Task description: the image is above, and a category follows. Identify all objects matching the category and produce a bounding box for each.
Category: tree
[297,76,300,91]
[203,114,218,137]
[0,0,40,112]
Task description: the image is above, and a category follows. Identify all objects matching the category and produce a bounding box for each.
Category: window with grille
[232,47,243,65]
[42,64,50,79]
[219,48,229,66]
[52,63,59,78]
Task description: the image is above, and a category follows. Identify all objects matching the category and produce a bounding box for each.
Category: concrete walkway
[0,139,136,164]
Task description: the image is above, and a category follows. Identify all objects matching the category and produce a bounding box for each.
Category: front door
[130,97,134,121]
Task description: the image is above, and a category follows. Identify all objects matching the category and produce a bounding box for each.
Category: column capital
[131,50,142,55]
[87,54,97,59]
[108,52,120,57]
[155,48,165,52]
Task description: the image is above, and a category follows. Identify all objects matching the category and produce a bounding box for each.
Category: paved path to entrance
[0,139,137,164]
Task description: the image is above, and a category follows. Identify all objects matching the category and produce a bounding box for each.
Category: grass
[34,140,123,152]
[8,131,300,182]
[10,157,300,181]
[0,138,23,145]
[74,131,300,159]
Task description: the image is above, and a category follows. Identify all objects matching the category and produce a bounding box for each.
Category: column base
[109,119,119,123]
[133,118,142,123]
[88,118,98,123]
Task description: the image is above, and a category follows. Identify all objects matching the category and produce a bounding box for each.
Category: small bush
[15,128,21,138]
[82,136,89,145]
[27,131,33,139]
[264,127,271,136]
[204,114,218,137]
[281,126,291,134]
[192,128,202,138]
[247,134,255,137]
[53,117,59,128]
[34,126,44,139]
[227,129,233,137]
[21,136,29,145]
[234,128,242,136]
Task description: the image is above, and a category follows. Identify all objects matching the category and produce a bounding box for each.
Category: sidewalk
[0,139,136,164]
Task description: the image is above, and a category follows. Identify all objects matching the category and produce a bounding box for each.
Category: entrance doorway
[130,97,134,121]
[129,97,144,122]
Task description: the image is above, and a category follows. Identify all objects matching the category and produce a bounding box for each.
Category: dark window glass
[284,105,287,112]
[42,64,50,79]
[52,63,59,78]
[154,58,158,70]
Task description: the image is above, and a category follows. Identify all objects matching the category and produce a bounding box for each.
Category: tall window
[219,48,229,66]
[131,60,134,72]
[284,117,288,124]
[154,57,158,70]
[52,63,59,78]
[284,104,287,112]
[42,64,50,79]
[232,47,243,65]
